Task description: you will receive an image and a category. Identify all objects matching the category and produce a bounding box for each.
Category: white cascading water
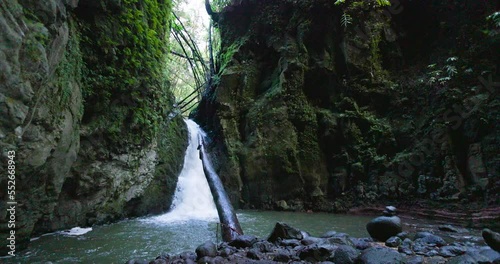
[146,119,218,223]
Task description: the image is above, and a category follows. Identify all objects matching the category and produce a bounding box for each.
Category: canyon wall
[195,0,499,216]
[0,0,186,253]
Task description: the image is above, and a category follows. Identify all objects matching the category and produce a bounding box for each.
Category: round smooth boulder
[483,228,500,252]
[366,216,402,242]
[195,241,217,259]
[229,234,258,248]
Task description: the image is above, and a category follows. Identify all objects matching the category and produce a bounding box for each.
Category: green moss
[80,0,173,146]
[55,20,83,109]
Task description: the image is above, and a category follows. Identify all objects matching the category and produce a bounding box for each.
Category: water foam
[144,119,218,224]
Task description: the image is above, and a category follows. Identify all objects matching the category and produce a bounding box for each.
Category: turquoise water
[1,210,485,264]
[2,211,373,264]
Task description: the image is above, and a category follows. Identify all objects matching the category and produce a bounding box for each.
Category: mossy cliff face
[196,0,499,214]
[0,0,186,253]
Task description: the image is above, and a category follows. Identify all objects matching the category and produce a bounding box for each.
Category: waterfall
[146,119,218,223]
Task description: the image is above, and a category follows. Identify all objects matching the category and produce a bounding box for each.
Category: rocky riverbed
[127,208,500,264]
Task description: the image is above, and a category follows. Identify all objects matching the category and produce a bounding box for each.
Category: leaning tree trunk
[198,135,243,241]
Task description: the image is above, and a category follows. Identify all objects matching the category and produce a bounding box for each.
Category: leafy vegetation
[424,57,460,87]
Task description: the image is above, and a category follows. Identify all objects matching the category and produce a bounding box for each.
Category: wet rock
[465,248,499,263]
[398,238,414,255]
[397,232,410,240]
[438,224,460,233]
[424,256,447,264]
[414,232,446,247]
[246,248,262,260]
[196,256,213,264]
[321,230,338,238]
[383,205,398,216]
[351,238,372,250]
[274,250,292,262]
[267,222,304,243]
[180,251,197,261]
[330,245,359,264]
[252,240,276,253]
[479,248,500,262]
[218,247,233,258]
[195,241,217,259]
[280,239,301,247]
[386,236,402,247]
[302,236,324,245]
[366,215,402,241]
[437,245,466,257]
[229,234,258,248]
[483,228,500,252]
[406,255,423,264]
[325,233,354,246]
[298,245,332,262]
[412,240,434,255]
[446,254,477,264]
[358,247,407,264]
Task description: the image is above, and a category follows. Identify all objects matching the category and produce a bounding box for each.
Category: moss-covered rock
[195,0,499,214]
[0,0,187,254]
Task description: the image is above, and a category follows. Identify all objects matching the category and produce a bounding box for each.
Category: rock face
[0,0,186,254]
[195,0,500,212]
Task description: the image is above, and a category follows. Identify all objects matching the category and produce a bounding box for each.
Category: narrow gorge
[0,0,499,260]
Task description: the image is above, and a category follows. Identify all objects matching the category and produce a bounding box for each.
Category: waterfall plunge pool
[1,120,485,263]
[5,212,371,263]
[2,210,485,264]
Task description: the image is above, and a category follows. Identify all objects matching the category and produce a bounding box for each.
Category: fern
[487,11,500,27]
[444,65,457,76]
[334,0,346,5]
[376,0,391,6]
[341,12,352,30]
[438,76,451,85]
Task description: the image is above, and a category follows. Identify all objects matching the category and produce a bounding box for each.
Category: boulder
[358,247,407,264]
[246,248,262,260]
[267,222,304,243]
[483,228,500,252]
[302,236,325,245]
[386,236,402,247]
[351,238,372,250]
[195,241,217,259]
[383,205,398,216]
[366,215,402,241]
[398,238,414,255]
[437,245,466,257]
[252,240,276,253]
[413,232,446,247]
[297,245,332,262]
[331,245,359,264]
[229,234,258,248]
[273,249,292,262]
